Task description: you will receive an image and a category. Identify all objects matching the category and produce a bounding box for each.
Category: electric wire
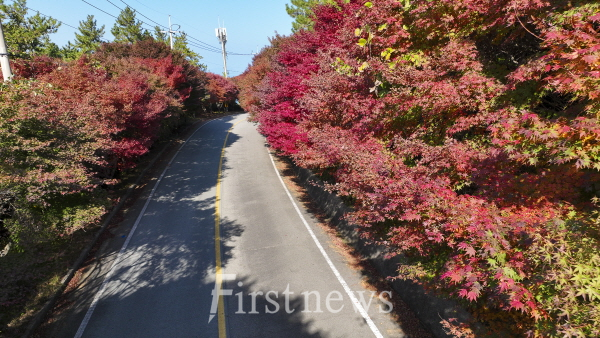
[25,6,78,30]
[187,41,222,54]
[131,0,162,14]
[105,0,252,55]
[104,0,123,12]
[104,0,158,31]
[118,0,167,29]
[57,0,254,58]
[80,0,119,19]
[187,35,222,52]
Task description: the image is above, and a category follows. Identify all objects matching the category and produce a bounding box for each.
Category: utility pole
[215,27,228,78]
[161,15,180,50]
[0,19,13,82]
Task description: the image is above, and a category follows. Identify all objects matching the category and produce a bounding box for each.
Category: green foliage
[110,6,150,43]
[285,0,335,32]
[73,15,105,54]
[1,39,214,246]
[0,0,60,56]
[527,216,600,337]
[60,41,79,60]
[172,32,203,67]
[153,25,168,43]
[0,79,107,245]
[153,26,203,67]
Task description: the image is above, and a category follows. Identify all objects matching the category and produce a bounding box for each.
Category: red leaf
[582,54,598,64]
[590,13,600,22]
[467,288,480,301]
[510,300,525,311]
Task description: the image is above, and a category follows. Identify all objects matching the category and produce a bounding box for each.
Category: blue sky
[23,0,294,76]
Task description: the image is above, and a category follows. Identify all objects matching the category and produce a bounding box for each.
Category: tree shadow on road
[271,154,434,338]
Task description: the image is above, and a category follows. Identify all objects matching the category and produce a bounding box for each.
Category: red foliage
[0,39,221,256]
[205,72,238,107]
[240,0,600,335]
[95,40,208,112]
[234,35,289,114]
[38,56,177,170]
[11,55,61,79]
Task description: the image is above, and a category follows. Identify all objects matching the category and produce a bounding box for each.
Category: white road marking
[266,148,385,338]
[74,118,220,338]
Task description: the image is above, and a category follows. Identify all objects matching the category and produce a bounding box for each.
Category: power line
[104,0,155,31]
[229,52,255,56]
[86,0,254,57]
[25,6,78,30]
[118,0,167,29]
[187,38,253,56]
[81,0,119,20]
[187,36,222,53]
[187,40,222,53]
[112,0,248,55]
[104,0,123,12]
[130,0,163,15]
[187,42,222,54]
[124,1,221,48]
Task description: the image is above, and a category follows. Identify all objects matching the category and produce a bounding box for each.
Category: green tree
[153,25,167,43]
[38,37,61,57]
[153,26,203,68]
[74,15,104,53]
[111,6,149,43]
[285,0,336,32]
[60,41,79,60]
[173,32,203,67]
[0,0,60,56]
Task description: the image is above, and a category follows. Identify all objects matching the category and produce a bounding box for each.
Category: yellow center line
[215,118,244,338]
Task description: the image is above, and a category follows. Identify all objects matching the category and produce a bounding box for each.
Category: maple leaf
[466,287,481,301]
[499,280,514,292]
[509,300,525,311]
[445,269,464,284]
[458,242,476,256]
[582,54,598,64]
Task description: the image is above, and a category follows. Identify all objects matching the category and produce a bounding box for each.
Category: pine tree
[111,6,149,43]
[0,0,60,56]
[173,32,202,67]
[60,41,79,60]
[285,0,335,32]
[153,26,203,68]
[74,15,104,53]
[153,25,167,44]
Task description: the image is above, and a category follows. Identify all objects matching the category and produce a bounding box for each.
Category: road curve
[56,114,406,338]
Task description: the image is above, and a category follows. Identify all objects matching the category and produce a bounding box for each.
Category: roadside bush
[0,78,108,245]
[240,0,600,336]
[0,39,210,246]
[205,72,239,112]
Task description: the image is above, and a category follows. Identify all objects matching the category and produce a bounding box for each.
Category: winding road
[47,114,407,338]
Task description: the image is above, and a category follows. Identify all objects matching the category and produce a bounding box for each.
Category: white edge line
[266,149,385,338]
[74,118,222,338]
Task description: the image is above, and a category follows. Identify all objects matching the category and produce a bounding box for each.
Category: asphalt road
[50,114,407,338]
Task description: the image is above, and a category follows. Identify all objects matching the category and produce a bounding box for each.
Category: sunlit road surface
[57,114,406,338]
